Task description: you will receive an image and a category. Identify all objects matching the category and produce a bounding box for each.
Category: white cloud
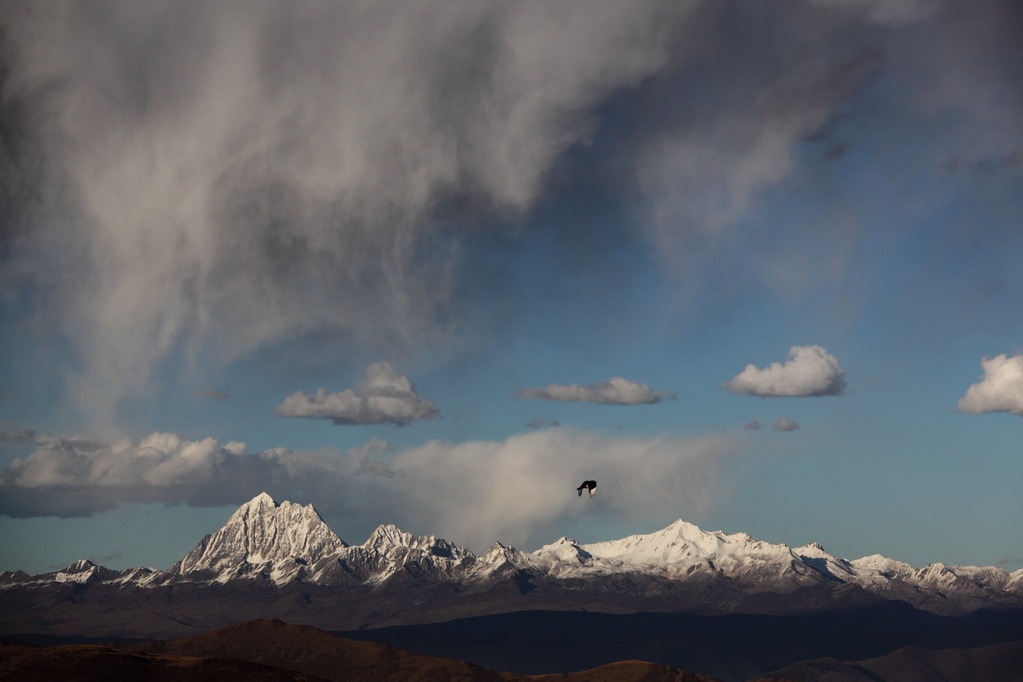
[0,428,741,552]
[518,377,677,405]
[773,417,800,431]
[3,0,697,425]
[957,353,1023,417]
[724,345,846,397]
[275,362,439,426]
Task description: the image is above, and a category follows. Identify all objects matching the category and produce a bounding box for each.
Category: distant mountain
[2,492,1022,640]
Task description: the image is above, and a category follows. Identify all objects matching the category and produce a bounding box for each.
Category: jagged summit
[366,523,418,549]
[6,493,1021,618]
[170,492,347,580]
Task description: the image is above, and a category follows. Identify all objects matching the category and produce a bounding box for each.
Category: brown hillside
[0,640,324,681]
[0,618,727,682]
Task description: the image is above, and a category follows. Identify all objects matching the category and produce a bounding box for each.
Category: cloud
[274,362,439,426]
[1,0,696,426]
[773,417,800,431]
[518,377,677,405]
[743,420,765,430]
[93,550,123,564]
[633,5,887,295]
[0,424,37,444]
[526,417,561,430]
[723,345,847,397]
[957,353,1023,417]
[0,428,741,551]
[806,0,939,25]
[196,390,229,400]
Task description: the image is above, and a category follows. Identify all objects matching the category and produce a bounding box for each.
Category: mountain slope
[3,492,1022,626]
[1,619,725,682]
[170,492,347,583]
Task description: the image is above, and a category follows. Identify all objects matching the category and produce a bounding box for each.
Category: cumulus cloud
[1,0,696,425]
[723,345,846,397]
[275,362,439,426]
[518,377,677,405]
[957,353,1023,417]
[0,428,741,551]
[773,417,800,431]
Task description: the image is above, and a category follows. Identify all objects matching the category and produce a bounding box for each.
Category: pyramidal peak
[171,492,346,577]
[6,492,1021,619]
[366,523,418,549]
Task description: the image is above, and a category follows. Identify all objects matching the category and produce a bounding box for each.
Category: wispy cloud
[526,417,561,430]
[1,0,695,426]
[723,345,846,397]
[0,423,36,444]
[275,362,439,426]
[519,377,677,405]
[957,353,1023,417]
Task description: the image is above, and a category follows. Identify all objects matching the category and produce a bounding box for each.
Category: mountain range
[4,492,1021,616]
[3,492,1023,681]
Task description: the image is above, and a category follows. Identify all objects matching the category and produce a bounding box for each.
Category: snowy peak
[350,522,478,584]
[535,537,593,564]
[365,523,418,550]
[170,492,346,579]
[53,559,120,584]
[8,494,1017,618]
[581,519,786,566]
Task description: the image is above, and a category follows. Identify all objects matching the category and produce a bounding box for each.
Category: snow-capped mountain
[5,492,1022,621]
[170,492,347,583]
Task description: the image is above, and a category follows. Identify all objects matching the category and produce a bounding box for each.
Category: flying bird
[576,480,597,497]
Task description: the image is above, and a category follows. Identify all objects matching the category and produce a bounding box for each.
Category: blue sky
[1,0,1021,576]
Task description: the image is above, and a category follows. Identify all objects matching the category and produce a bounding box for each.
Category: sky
[1,0,1021,576]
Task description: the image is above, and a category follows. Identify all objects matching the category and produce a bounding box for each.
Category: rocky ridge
[3,492,1022,617]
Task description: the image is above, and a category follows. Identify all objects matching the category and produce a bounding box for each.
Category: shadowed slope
[119,618,725,681]
[769,639,1023,682]
[0,640,325,681]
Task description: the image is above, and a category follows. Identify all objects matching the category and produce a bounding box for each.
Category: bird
[576,480,597,497]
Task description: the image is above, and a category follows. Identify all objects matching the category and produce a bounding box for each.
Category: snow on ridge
[170,492,346,578]
[5,493,1020,614]
[580,518,791,568]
